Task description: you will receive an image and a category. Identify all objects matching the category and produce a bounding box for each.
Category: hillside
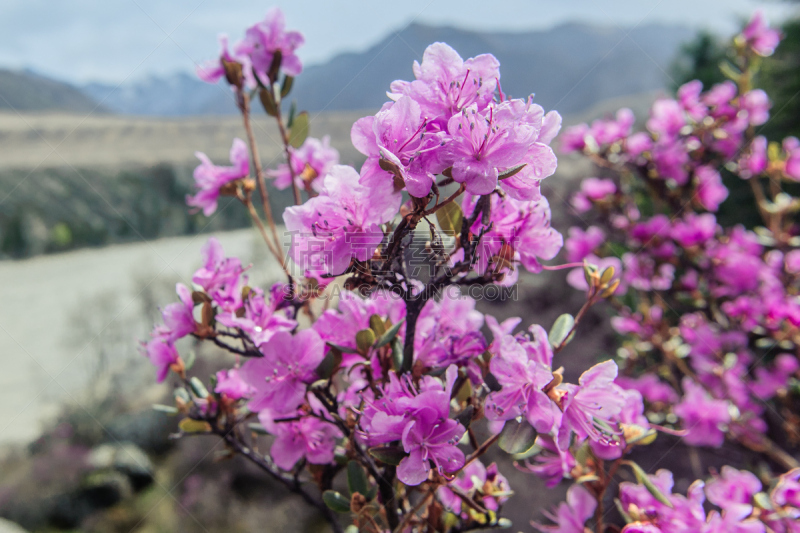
[81,22,692,116]
[0,69,106,113]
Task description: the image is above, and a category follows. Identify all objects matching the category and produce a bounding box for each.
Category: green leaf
[391,337,404,372]
[375,318,405,348]
[548,314,575,348]
[184,350,196,371]
[369,314,387,337]
[628,461,673,508]
[436,200,463,235]
[179,418,212,434]
[287,101,297,128]
[289,111,309,148]
[498,163,527,181]
[326,342,356,354]
[347,461,369,497]
[248,422,268,435]
[355,329,376,355]
[189,377,209,398]
[498,419,538,455]
[368,445,407,466]
[344,526,359,533]
[258,88,278,116]
[316,346,342,380]
[280,75,294,98]
[322,490,351,513]
[152,404,178,415]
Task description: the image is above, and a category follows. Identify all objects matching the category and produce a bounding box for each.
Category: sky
[1,0,796,85]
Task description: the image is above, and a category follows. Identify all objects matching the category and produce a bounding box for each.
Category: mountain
[79,22,694,117]
[82,72,236,116]
[0,69,106,113]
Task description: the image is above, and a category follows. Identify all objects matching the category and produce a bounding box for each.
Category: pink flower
[216,287,296,347]
[565,226,605,263]
[196,35,255,89]
[215,368,254,400]
[187,138,250,216]
[153,283,195,343]
[236,7,304,79]
[261,413,342,470]
[741,11,782,57]
[741,90,770,126]
[784,137,800,181]
[678,80,707,121]
[241,329,325,417]
[557,360,626,449]
[143,339,179,383]
[352,96,445,198]
[283,165,397,276]
[485,326,559,433]
[268,136,339,192]
[517,436,575,488]
[192,238,246,313]
[647,99,685,139]
[695,165,728,212]
[616,374,678,405]
[415,292,486,378]
[671,213,717,248]
[705,466,762,510]
[750,354,799,400]
[532,484,596,533]
[571,177,616,213]
[674,378,730,447]
[772,468,800,508]
[389,42,499,123]
[444,101,542,195]
[462,191,562,277]
[438,460,510,514]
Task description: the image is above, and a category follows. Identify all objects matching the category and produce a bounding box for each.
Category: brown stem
[394,489,433,533]
[241,194,292,278]
[273,102,303,206]
[423,184,466,216]
[240,93,283,251]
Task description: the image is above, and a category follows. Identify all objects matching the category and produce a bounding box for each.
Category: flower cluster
[139,8,798,533]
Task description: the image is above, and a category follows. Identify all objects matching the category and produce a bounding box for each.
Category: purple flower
[750,354,799,400]
[187,138,250,216]
[671,213,717,248]
[557,360,626,449]
[235,7,304,79]
[532,484,597,533]
[705,466,762,510]
[192,237,246,313]
[737,136,767,180]
[438,460,510,514]
[674,378,731,447]
[241,329,325,417]
[517,436,575,488]
[415,292,486,377]
[705,505,766,533]
[741,11,782,57]
[616,374,678,405]
[571,177,616,213]
[283,165,398,276]
[152,283,195,343]
[741,90,770,126]
[216,287,296,347]
[143,339,179,383]
[462,191,563,277]
[678,80,707,121]
[352,96,445,198]
[313,290,405,366]
[485,327,559,433]
[784,137,800,181]
[647,99,686,139]
[215,368,254,400]
[565,226,605,263]
[260,413,342,470]
[389,42,499,123]
[444,101,539,195]
[196,35,255,89]
[268,136,339,192]
[695,165,728,212]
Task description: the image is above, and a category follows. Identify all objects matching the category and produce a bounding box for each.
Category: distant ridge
[0,69,106,113]
[81,21,693,117]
